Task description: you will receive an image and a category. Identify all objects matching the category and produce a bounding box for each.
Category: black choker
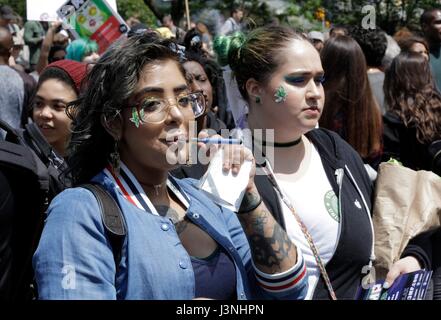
[257,137,302,148]
[274,138,302,147]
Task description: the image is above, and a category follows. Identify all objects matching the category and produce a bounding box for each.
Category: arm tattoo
[240,209,294,272]
[156,205,189,235]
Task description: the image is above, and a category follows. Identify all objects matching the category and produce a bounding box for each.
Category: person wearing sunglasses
[32,34,308,300]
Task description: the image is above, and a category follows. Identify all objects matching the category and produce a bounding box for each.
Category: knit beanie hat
[44,59,88,93]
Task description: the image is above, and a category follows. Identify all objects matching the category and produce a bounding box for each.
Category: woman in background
[31,59,87,158]
[66,38,99,64]
[382,51,441,172]
[319,35,383,169]
[398,36,429,61]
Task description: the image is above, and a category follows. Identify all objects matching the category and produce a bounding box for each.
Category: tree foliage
[2,0,441,34]
[0,0,26,19]
[116,0,157,26]
[326,0,440,34]
[0,0,157,27]
[143,0,274,29]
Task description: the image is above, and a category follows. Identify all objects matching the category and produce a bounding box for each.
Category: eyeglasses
[129,91,206,124]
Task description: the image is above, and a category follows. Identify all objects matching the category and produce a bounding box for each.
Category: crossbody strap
[260,164,338,300]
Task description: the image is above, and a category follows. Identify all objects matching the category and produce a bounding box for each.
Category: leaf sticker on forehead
[274,85,288,103]
[130,107,142,128]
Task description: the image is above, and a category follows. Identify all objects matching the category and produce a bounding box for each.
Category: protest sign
[26,0,117,22]
[57,0,127,53]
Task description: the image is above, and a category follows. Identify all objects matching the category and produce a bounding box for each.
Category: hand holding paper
[197,133,302,278]
[197,132,255,212]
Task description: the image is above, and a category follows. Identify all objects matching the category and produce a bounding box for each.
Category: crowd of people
[1,3,441,300]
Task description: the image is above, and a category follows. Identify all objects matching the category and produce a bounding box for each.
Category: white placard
[198,149,252,212]
[26,0,117,21]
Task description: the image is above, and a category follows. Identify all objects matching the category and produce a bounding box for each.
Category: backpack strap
[24,123,53,162]
[0,119,25,145]
[81,183,126,276]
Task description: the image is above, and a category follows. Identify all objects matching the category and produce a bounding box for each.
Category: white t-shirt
[275,145,340,299]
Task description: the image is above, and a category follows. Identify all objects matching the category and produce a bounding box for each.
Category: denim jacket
[33,170,307,300]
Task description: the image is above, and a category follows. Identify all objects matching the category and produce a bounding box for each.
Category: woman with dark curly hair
[382,51,441,171]
[182,50,234,132]
[32,34,307,300]
[171,49,235,180]
[319,35,383,169]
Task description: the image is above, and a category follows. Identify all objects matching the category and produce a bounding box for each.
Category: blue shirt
[33,170,308,300]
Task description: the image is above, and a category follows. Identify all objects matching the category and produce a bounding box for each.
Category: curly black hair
[183,28,204,53]
[349,26,387,68]
[184,50,221,106]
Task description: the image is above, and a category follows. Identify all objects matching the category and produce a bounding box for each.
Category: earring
[110,140,121,175]
[255,96,261,104]
[274,85,288,103]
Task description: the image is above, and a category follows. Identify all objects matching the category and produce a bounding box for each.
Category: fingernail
[383,281,390,289]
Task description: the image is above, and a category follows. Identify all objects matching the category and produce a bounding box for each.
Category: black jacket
[382,112,433,171]
[382,112,440,275]
[0,170,14,300]
[255,128,375,299]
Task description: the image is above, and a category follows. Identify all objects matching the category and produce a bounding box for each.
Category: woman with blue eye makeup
[32,34,308,300]
[214,25,423,300]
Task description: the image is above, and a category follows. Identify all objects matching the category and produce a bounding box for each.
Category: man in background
[24,20,45,71]
[162,14,186,43]
[0,27,36,137]
[219,6,243,36]
[0,5,15,29]
[421,8,441,91]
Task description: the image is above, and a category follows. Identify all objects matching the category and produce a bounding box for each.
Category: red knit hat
[44,59,88,93]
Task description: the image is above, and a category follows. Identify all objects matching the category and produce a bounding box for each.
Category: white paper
[198,149,252,212]
[26,0,117,21]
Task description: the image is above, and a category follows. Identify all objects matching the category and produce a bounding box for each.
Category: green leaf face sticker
[274,85,288,103]
[129,107,141,128]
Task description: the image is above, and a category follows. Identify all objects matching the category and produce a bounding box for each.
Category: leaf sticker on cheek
[274,85,288,103]
[129,107,141,128]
